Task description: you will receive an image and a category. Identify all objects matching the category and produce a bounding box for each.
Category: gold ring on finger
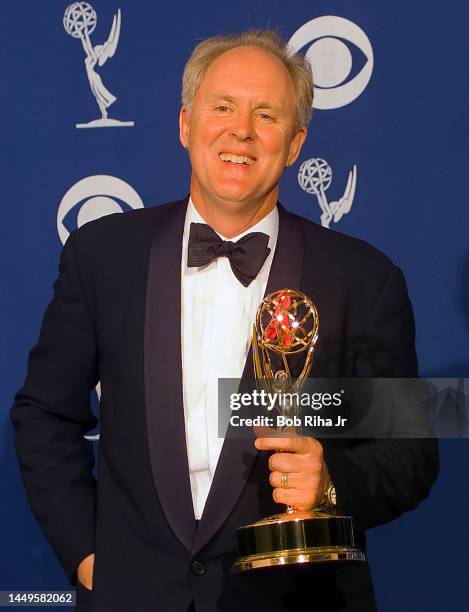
[281,472,289,489]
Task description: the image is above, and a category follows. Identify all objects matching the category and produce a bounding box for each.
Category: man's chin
[211,194,266,214]
[190,179,277,216]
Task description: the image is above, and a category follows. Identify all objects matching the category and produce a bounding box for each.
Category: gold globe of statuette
[253,289,319,387]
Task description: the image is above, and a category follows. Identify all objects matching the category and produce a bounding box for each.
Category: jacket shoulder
[71,198,187,245]
[288,210,396,281]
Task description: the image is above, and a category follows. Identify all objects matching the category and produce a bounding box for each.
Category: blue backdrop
[2,1,468,610]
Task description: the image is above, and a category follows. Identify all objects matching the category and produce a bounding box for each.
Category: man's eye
[258,113,273,121]
[216,105,230,112]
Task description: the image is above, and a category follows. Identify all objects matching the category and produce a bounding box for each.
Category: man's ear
[285,127,307,167]
[179,106,190,149]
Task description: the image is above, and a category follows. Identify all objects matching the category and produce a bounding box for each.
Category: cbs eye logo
[57,175,144,244]
[289,16,374,110]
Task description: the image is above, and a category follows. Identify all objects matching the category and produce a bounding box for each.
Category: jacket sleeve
[323,265,439,531]
[10,230,99,585]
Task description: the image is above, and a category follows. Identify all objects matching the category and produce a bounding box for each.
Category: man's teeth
[219,153,255,165]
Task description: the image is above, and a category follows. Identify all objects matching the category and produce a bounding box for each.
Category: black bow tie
[187,223,271,287]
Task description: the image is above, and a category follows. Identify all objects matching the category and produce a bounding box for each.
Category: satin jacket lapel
[144,197,197,552]
[193,203,305,555]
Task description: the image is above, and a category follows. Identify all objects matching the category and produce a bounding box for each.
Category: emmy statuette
[234,289,365,572]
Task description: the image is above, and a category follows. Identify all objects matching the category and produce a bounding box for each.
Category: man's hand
[77,553,95,591]
[254,435,329,510]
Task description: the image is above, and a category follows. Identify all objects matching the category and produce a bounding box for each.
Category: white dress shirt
[181,197,279,519]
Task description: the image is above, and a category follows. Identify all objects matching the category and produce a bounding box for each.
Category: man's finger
[268,452,306,473]
[253,425,278,439]
[273,487,317,508]
[255,436,314,454]
[269,470,308,489]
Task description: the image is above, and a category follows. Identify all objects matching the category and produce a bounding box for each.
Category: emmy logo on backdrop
[63,3,134,128]
[298,158,357,229]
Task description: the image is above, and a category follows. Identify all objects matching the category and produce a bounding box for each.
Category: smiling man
[11,30,438,612]
[179,43,307,236]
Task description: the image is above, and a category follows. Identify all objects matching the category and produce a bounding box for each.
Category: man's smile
[218,152,256,165]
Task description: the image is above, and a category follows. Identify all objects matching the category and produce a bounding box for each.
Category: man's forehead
[196,48,295,102]
[204,46,290,80]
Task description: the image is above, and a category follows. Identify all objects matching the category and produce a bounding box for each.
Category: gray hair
[181,30,313,131]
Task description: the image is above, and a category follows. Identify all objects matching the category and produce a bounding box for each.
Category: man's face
[179,46,307,217]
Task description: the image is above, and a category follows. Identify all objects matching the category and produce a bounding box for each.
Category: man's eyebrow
[208,93,284,112]
[209,94,236,103]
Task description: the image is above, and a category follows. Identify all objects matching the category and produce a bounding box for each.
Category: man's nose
[229,110,255,141]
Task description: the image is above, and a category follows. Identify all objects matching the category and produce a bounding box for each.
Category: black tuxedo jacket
[11,198,438,612]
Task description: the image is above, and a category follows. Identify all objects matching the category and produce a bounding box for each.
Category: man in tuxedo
[11,30,438,611]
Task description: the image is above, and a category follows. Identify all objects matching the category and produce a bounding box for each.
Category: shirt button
[191,560,206,575]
